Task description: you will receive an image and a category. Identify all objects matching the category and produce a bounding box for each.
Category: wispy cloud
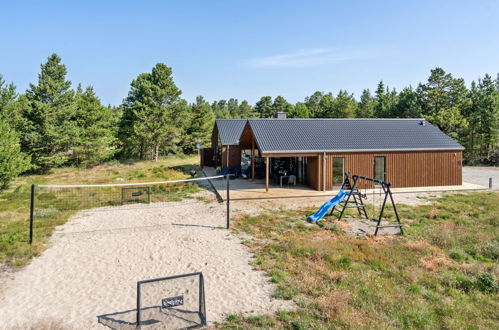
[245,47,377,68]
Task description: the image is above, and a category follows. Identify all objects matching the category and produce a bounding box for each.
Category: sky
[0,0,498,106]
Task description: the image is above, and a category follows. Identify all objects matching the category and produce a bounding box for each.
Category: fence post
[226,174,230,229]
[136,281,141,327]
[489,177,493,190]
[29,184,35,245]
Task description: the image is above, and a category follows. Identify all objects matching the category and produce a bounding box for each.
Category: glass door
[332,157,345,186]
[374,156,386,182]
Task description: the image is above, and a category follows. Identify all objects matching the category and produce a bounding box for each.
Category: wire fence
[29,175,229,244]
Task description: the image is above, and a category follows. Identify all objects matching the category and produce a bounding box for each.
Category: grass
[223,192,499,329]
[0,155,203,268]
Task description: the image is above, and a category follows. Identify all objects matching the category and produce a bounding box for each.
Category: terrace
[202,167,486,201]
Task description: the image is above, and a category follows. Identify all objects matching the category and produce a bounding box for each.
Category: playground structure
[309,172,404,236]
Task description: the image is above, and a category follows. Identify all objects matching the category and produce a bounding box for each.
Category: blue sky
[0,0,498,106]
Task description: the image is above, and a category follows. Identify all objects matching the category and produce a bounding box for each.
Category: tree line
[0,53,498,188]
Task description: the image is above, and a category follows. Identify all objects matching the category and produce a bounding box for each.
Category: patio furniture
[280,175,297,187]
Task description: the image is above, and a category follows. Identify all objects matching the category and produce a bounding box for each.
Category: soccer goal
[28,174,230,244]
[137,272,207,329]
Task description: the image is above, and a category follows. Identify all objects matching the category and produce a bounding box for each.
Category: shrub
[475,273,498,293]
[0,119,31,189]
[480,241,499,261]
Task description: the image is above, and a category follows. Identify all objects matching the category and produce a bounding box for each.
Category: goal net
[137,272,206,329]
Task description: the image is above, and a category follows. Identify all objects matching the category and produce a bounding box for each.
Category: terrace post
[226,174,230,229]
[251,137,255,181]
[323,152,327,191]
[29,184,35,244]
[265,157,269,192]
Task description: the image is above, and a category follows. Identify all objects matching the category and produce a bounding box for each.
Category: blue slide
[307,189,349,223]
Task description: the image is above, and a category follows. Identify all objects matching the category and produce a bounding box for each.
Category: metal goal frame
[136,272,206,328]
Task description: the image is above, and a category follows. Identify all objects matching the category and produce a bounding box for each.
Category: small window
[332,157,345,185]
[374,156,386,182]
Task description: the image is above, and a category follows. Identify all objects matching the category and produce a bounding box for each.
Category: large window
[374,156,386,182]
[332,157,345,185]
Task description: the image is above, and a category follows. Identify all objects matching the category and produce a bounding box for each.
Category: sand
[0,198,291,329]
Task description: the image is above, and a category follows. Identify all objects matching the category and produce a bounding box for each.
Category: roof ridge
[247,118,426,121]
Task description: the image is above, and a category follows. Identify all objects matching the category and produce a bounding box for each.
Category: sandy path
[0,199,290,329]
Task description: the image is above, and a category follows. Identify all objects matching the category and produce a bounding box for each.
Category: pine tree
[466,75,499,163]
[183,96,215,153]
[394,87,421,118]
[211,100,231,118]
[0,75,16,114]
[331,90,357,118]
[255,96,273,118]
[119,63,184,160]
[0,118,31,189]
[289,102,310,118]
[374,81,398,117]
[417,68,469,141]
[227,98,239,118]
[72,86,117,167]
[356,89,375,118]
[374,81,387,117]
[304,91,323,117]
[272,96,293,115]
[317,93,334,118]
[19,54,76,171]
[238,100,255,118]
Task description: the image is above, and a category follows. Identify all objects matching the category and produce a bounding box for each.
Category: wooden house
[201,116,464,191]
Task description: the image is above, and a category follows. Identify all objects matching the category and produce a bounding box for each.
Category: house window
[374,156,386,182]
[332,157,345,185]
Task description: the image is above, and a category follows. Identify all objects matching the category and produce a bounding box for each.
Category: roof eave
[261,147,465,154]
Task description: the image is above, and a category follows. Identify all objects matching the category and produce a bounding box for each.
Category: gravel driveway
[463,166,499,190]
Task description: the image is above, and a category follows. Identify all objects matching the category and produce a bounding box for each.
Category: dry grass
[222,192,499,329]
[0,155,201,268]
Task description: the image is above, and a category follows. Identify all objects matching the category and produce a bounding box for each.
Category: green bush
[480,241,499,261]
[0,119,31,189]
[475,273,498,293]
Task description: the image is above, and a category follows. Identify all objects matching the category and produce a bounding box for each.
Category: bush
[475,273,498,293]
[480,241,499,261]
[0,119,31,189]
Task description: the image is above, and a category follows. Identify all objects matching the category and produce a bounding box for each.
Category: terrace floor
[202,167,487,201]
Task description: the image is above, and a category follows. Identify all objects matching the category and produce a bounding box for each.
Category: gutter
[261,147,465,154]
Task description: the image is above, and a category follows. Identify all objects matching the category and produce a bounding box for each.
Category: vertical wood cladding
[221,145,241,168]
[200,148,214,167]
[308,150,462,190]
[306,156,320,190]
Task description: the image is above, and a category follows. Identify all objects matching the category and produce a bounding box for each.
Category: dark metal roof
[247,118,464,153]
[215,119,247,145]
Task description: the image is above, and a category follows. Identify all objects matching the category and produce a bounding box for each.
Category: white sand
[0,199,290,329]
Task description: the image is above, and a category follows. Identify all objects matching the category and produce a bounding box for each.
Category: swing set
[329,172,404,236]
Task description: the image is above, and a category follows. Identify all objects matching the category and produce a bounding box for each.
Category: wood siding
[306,156,321,190]
[200,148,214,167]
[308,150,462,190]
[221,145,241,168]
